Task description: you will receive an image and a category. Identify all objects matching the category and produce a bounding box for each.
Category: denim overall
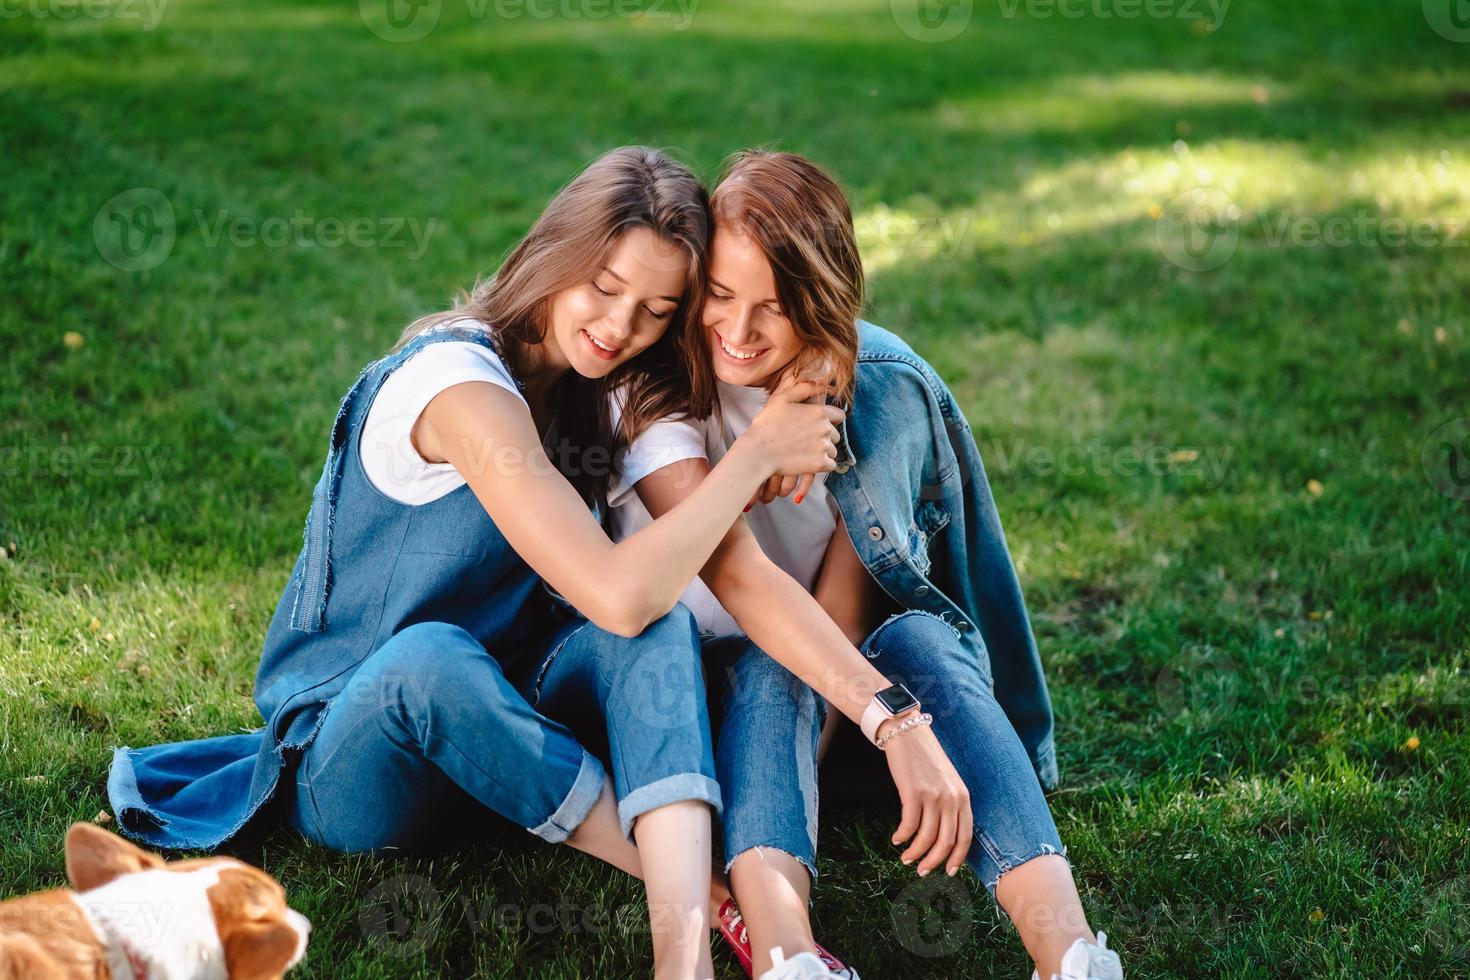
[109,325,719,852]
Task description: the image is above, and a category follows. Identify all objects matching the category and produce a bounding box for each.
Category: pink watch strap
[860,696,891,745]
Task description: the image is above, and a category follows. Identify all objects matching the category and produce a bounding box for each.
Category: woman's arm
[811,512,890,647]
[416,379,841,638]
[811,513,889,760]
[636,459,973,877]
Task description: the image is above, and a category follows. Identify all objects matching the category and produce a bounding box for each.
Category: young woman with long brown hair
[607,151,1126,980]
[109,147,844,980]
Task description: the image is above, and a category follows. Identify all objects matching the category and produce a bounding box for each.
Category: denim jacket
[827,321,1057,788]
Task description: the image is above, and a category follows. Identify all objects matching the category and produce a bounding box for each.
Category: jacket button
[868,526,884,541]
[956,621,971,631]
[915,585,930,596]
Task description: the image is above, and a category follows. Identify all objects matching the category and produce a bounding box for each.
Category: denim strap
[288,324,502,633]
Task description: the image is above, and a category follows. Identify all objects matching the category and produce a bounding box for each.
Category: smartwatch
[860,681,921,745]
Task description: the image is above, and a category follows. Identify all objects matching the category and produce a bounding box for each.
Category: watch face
[876,683,919,715]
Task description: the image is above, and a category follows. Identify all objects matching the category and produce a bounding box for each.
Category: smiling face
[702,224,805,389]
[545,225,689,380]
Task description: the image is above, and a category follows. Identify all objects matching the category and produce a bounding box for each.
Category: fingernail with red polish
[743,504,751,513]
[794,494,804,504]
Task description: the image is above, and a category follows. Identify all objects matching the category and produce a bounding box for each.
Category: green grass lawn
[3,0,1469,975]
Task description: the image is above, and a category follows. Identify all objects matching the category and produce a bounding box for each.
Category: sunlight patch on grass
[0,563,278,749]
[936,71,1283,135]
[857,137,1470,274]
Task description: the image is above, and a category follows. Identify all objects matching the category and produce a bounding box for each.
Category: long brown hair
[705,150,864,406]
[394,146,712,502]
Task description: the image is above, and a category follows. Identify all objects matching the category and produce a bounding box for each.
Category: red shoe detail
[815,941,857,978]
[716,898,755,977]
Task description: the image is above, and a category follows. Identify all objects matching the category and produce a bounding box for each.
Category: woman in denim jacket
[107,147,845,979]
[607,152,1124,980]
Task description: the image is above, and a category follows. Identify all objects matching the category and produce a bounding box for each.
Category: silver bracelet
[875,711,933,751]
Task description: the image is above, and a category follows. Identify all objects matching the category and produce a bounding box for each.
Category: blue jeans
[280,620,604,851]
[282,607,718,851]
[519,603,722,840]
[707,635,827,881]
[715,611,1065,894]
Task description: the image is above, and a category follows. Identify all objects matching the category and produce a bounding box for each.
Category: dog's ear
[64,823,165,892]
[220,921,301,980]
[1,932,69,980]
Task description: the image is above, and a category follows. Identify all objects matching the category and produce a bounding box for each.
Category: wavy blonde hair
[393,146,712,502]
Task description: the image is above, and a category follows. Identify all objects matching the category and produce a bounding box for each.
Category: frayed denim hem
[724,844,819,885]
[619,773,723,840]
[527,751,606,844]
[979,837,1070,897]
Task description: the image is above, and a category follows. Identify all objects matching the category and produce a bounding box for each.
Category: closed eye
[591,281,615,297]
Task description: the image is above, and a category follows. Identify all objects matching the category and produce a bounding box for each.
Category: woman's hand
[882,722,973,877]
[745,371,839,508]
[737,379,844,489]
[747,471,800,510]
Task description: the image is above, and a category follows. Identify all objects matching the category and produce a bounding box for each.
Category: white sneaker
[1030,931,1123,980]
[759,945,858,980]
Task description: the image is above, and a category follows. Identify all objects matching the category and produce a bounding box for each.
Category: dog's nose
[285,908,312,966]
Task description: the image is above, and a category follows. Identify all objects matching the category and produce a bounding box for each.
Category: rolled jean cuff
[618,773,723,840]
[527,751,606,844]
[724,844,818,884]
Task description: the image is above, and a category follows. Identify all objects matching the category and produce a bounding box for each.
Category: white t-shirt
[359,319,526,505]
[607,382,841,636]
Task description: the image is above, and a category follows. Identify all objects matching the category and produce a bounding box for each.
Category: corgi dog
[0,822,309,979]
